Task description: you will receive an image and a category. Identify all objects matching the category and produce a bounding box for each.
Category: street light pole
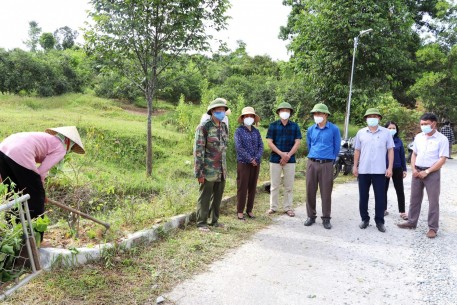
[343,28,373,140]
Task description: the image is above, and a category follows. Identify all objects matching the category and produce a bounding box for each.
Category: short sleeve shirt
[266,120,302,163]
[354,126,394,174]
[413,131,449,167]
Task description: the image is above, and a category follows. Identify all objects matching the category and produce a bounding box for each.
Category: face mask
[421,125,432,134]
[367,118,379,127]
[389,129,397,136]
[314,116,324,124]
[213,111,225,121]
[243,117,255,126]
[279,111,290,120]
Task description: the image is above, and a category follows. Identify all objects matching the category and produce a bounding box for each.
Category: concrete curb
[39,182,268,270]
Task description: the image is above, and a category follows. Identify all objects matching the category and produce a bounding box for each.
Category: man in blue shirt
[304,103,341,229]
[353,108,394,233]
[266,102,302,217]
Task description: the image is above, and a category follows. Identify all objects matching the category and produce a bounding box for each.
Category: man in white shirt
[397,113,449,238]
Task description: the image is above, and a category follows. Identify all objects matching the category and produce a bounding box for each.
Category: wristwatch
[425,169,430,174]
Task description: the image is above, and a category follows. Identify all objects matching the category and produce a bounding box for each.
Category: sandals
[237,213,246,221]
[267,209,276,215]
[400,213,408,220]
[198,226,211,233]
[246,212,256,219]
[285,210,295,217]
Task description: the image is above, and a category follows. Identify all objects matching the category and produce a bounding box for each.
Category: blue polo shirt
[306,121,341,160]
[266,120,302,163]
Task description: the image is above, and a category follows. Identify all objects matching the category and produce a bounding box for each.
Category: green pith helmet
[363,108,382,119]
[207,98,229,115]
[310,103,331,115]
[276,102,294,115]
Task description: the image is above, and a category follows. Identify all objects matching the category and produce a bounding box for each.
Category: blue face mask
[366,118,379,127]
[389,129,397,136]
[213,111,226,121]
[421,125,432,134]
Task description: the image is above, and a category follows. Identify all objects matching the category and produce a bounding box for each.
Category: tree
[54,26,79,50]
[280,0,426,112]
[24,21,42,52]
[84,0,230,176]
[408,43,457,121]
[39,32,57,51]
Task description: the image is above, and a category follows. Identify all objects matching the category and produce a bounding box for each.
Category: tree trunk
[146,83,154,176]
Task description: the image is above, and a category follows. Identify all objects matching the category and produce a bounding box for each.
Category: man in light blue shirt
[353,108,394,232]
[304,103,341,229]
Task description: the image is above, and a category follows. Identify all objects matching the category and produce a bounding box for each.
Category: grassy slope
[1,94,356,303]
[1,93,203,244]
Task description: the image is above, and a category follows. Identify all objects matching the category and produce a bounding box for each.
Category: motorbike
[406,141,414,163]
[333,138,355,180]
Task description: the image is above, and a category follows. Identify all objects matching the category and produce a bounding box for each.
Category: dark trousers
[358,174,386,224]
[0,151,45,219]
[196,179,226,227]
[236,162,260,214]
[385,167,406,213]
[306,160,334,219]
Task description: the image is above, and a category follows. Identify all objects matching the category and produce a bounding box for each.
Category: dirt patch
[118,103,166,116]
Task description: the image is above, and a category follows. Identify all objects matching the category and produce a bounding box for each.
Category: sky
[0,0,291,61]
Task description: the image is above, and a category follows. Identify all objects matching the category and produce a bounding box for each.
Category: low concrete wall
[39,182,268,270]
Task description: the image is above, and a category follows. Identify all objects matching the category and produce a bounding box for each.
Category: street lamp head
[359,28,373,37]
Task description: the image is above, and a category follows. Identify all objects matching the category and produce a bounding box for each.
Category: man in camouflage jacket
[194,98,229,231]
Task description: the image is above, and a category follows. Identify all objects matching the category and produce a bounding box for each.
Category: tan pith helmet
[45,126,85,154]
[237,106,260,124]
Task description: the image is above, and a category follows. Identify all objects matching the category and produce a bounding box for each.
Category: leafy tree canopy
[279,0,450,112]
[83,0,230,176]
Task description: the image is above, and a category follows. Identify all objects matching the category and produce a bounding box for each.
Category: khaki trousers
[269,162,296,211]
[408,170,441,232]
[305,160,334,219]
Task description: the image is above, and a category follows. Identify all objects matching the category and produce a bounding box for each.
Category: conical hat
[45,126,85,154]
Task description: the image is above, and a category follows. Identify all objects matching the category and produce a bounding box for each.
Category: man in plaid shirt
[440,121,454,159]
[266,102,302,217]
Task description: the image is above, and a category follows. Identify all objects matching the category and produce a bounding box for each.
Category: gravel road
[166,160,457,305]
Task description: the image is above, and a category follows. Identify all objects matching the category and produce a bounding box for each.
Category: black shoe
[376,223,386,232]
[323,219,332,229]
[359,220,369,229]
[304,218,316,226]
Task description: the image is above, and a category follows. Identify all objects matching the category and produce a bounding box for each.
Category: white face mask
[314,116,324,124]
[243,117,255,126]
[279,111,290,120]
[367,118,379,127]
[421,125,432,134]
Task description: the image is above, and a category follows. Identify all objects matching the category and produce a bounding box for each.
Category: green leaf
[0,244,15,255]
[34,215,50,233]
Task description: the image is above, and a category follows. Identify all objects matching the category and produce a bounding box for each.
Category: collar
[314,121,330,129]
[364,126,381,133]
[275,119,290,126]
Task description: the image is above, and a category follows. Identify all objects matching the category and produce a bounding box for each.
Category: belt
[309,158,333,164]
[415,166,430,171]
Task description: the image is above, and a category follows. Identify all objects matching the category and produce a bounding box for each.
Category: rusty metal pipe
[47,198,110,231]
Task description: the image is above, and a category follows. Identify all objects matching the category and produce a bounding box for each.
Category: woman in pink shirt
[0,126,85,224]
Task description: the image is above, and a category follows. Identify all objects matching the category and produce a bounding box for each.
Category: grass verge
[5,175,308,304]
